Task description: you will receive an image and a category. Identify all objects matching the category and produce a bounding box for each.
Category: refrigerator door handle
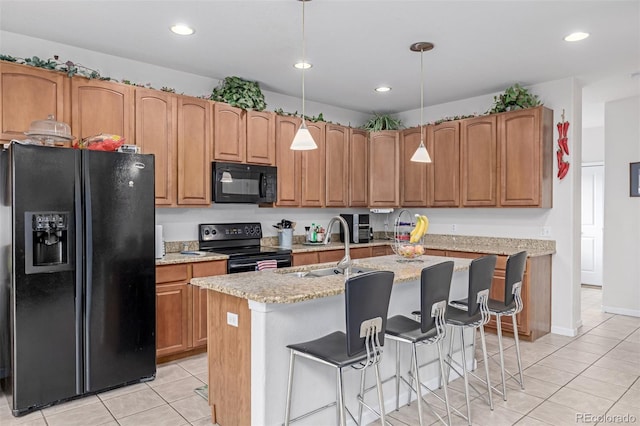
[74,152,83,395]
[83,153,93,390]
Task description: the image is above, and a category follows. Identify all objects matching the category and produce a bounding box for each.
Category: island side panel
[207,290,251,426]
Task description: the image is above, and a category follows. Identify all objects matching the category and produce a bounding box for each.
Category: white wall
[0,31,369,127]
[394,78,583,336]
[582,126,605,163]
[602,96,640,316]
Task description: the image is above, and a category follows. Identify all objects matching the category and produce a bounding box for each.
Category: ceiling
[1,1,639,117]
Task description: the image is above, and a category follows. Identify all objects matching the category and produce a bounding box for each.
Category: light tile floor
[1,286,638,425]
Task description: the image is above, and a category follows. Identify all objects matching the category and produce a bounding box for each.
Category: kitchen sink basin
[280,266,378,278]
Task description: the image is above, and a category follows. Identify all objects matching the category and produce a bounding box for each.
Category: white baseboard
[602,306,640,317]
[551,325,579,337]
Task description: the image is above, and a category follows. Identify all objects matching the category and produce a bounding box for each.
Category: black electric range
[198,223,292,274]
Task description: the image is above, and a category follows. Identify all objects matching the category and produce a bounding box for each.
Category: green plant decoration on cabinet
[489,83,541,114]
[361,113,403,131]
[210,76,267,111]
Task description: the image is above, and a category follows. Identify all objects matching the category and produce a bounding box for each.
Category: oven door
[212,162,276,204]
[227,255,292,274]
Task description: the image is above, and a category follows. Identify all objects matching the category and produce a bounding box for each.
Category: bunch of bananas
[409,214,429,243]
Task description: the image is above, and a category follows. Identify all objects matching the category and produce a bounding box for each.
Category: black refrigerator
[0,143,156,416]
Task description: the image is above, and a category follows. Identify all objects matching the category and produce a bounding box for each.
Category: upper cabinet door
[246,110,275,165]
[461,115,497,207]
[0,63,67,142]
[71,78,134,143]
[349,129,368,207]
[400,126,428,207]
[135,88,177,206]
[212,102,246,163]
[498,106,552,207]
[177,97,211,206]
[428,122,460,207]
[301,121,326,207]
[325,124,349,207]
[369,131,400,207]
[275,115,301,207]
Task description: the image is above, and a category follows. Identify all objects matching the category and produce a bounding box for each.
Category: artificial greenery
[361,113,403,131]
[488,83,541,114]
[273,108,329,123]
[210,76,267,111]
[433,113,483,125]
[1,54,106,79]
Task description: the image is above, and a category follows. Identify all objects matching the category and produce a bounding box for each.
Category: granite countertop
[190,255,472,304]
[156,252,228,266]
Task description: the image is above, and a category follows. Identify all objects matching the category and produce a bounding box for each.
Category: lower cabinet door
[192,285,209,348]
[156,282,190,357]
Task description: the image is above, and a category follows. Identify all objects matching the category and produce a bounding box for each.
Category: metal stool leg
[358,368,366,425]
[437,339,452,425]
[395,340,401,410]
[479,325,494,410]
[495,314,507,400]
[407,349,415,406]
[412,343,424,426]
[284,350,295,426]
[374,362,386,426]
[512,313,525,390]
[459,328,472,426]
[337,368,346,426]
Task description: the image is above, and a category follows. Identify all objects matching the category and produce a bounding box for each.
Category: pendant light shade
[410,42,434,163]
[290,0,317,150]
[220,171,233,183]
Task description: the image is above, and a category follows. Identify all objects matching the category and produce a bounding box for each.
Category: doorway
[581,163,604,286]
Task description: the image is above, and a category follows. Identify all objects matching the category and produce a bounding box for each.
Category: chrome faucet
[323,216,351,273]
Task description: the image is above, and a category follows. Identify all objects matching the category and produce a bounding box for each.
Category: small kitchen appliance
[198,223,292,274]
[339,214,370,243]
[212,162,277,204]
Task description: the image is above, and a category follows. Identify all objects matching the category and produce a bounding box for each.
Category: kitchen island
[191,255,473,426]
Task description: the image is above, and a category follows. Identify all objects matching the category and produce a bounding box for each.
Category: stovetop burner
[199,245,291,257]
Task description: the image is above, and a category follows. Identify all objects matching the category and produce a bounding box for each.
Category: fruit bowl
[397,243,425,259]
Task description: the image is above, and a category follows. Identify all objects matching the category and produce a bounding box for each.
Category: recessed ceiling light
[564,32,589,42]
[375,86,392,93]
[294,62,312,69]
[170,24,195,36]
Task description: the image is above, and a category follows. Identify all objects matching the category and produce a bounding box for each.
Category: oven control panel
[199,223,263,242]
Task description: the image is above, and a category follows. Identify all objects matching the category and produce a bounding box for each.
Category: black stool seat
[286,331,370,368]
[451,298,517,314]
[385,315,438,343]
[445,305,482,326]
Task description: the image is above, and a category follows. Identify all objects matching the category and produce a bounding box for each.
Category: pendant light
[220,171,233,183]
[409,42,434,163]
[290,0,317,150]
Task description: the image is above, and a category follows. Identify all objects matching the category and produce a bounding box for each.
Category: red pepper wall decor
[557,109,570,180]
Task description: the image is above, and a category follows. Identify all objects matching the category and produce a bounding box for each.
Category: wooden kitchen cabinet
[428,122,460,207]
[400,126,429,206]
[212,102,246,163]
[371,245,394,257]
[0,62,69,143]
[292,251,318,266]
[71,78,134,142]
[301,121,326,207]
[461,115,497,207]
[177,96,211,206]
[135,88,177,206]
[275,115,301,206]
[325,124,349,207]
[156,264,191,358]
[156,260,227,361]
[498,106,553,207]
[369,130,400,207]
[349,128,369,207]
[246,110,275,165]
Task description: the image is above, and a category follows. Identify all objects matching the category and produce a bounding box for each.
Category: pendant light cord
[420,49,424,144]
[301,0,306,121]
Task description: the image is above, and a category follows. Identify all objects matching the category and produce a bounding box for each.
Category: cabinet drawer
[371,245,392,257]
[350,247,371,259]
[292,252,319,266]
[318,250,344,263]
[425,249,447,256]
[193,260,227,278]
[157,264,189,284]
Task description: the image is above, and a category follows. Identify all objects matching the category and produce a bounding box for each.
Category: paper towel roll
[155,225,165,259]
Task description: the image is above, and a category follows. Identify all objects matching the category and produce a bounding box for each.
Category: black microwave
[212,162,277,204]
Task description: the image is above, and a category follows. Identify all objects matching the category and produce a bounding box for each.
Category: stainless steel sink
[280,266,378,278]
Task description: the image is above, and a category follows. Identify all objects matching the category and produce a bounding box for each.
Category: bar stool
[283,270,395,426]
[384,261,454,426]
[489,251,527,399]
[444,255,496,426]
